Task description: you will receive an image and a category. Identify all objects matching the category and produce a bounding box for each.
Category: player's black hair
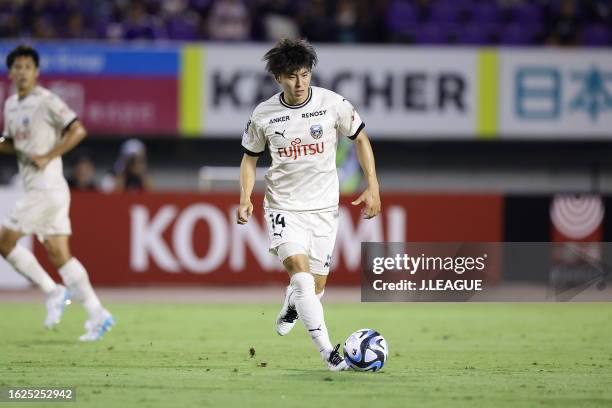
[6,44,40,69]
[263,39,318,78]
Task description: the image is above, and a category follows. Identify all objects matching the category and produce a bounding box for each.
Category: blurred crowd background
[0,0,610,194]
[0,0,610,46]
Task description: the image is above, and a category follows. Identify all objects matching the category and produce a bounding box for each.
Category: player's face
[9,56,39,94]
[277,68,312,104]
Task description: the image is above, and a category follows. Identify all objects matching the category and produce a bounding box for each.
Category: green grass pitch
[1,302,611,407]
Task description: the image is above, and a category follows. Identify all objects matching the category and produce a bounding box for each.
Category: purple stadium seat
[189,0,213,13]
[430,2,462,23]
[455,24,491,45]
[470,2,500,22]
[583,24,611,46]
[412,23,449,44]
[510,3,542,23]
[499,23,536,46]
[436,0,473,8]
[166,16,199,40]
[386,0,419,36]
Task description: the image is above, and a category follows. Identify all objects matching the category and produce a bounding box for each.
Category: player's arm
[0,136,15,155]
[29,120,87,170]
[237,153,259,224]
[351,129,381,219]
[1,110,14,154]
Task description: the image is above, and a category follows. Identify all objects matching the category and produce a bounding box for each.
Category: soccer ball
[343,328,388,372]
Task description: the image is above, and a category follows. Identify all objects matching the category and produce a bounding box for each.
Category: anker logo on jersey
[302,110,326,119]
[269,115,290,124]
[278,138,325,160]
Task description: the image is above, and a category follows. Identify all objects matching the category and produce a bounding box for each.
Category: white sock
[286,285,296,308]
[290,272,333,358]
[288,287,323,307]
[58,258,102,318]
[6,245,56,294]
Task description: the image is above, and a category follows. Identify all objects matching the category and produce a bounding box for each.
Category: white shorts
[264,208,339,276]
[2,188,72,242]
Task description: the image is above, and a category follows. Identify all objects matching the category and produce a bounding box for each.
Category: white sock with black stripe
[290,272,333,359]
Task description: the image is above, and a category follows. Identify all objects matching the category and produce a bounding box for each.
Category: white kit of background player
[0,45,114,341]
[237,39,381,371]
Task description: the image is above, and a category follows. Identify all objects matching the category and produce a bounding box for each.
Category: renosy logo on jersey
[278,138,324,160]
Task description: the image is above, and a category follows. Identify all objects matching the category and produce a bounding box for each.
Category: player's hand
[351,186,381,219]
[29,154,52,170]
[236,200,254,224]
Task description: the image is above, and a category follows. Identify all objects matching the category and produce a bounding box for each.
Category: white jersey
[242,86,364,212]
[3,85,77,192]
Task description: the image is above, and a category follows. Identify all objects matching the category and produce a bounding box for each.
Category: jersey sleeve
[2,104,9,138]
[336,97,365,140]
[46,93,78,131]
[241,116,266,156]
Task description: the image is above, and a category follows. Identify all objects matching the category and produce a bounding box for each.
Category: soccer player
[236,39,381,371]
[0,45,114,341]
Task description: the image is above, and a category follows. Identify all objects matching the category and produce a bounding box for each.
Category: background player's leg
[0,227,68,328]
[283,254,334,359]
[44,235,114,341]
[0,227,57,294]
[44,235,102,316]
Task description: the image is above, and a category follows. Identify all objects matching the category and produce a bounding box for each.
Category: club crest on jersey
[310,124,323,139]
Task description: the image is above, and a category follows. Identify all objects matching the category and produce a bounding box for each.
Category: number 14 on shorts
[269,213,286,228]
[269,213,286,237]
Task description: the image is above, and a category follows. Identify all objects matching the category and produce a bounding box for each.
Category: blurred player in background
[100,138,152,192]
[0,45,114,341]
[67,153,98,191]
[236,39,381,371]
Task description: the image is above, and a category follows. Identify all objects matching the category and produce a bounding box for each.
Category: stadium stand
[0,0,609,46]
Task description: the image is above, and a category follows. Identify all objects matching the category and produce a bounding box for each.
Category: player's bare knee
[0,231,18,257]
[283,255,309,274]
[51,252,71,268]
[315,279,326,294]
[0,242,15,258]
[0,240,13,258]
[44,242,71,268]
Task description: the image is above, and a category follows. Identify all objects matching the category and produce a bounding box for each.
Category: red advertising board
[0,77,177,135]
[33,192,503,286]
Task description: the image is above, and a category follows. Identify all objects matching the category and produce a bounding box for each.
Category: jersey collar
[18,85,41,102]
[279,87,312,109]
